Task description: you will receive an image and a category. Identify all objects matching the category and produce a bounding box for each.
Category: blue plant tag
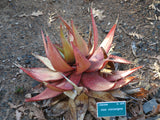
[97,101,126,117]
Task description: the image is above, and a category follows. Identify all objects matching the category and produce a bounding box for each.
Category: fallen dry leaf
[19,10,43,17]
[31,11,43,17]
[75,92,88,120]
[130,88,148,99]
[27,105,46,120]
[92,8,106,21]
[131,41,137,57]
[120,26,144,39]
[110,89,129,99]
[87,91,117,101]
[84,113,94,120]
[8,102,23,109]
[128,32,144,39]
[63,110,74,120]
[88,98,100,120]
[45,100,68,117]
[128,101,145,120]
[150,61,160,79]
[68,99,77,120]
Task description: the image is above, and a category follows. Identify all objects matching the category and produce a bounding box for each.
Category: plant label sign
[97,101,126,117]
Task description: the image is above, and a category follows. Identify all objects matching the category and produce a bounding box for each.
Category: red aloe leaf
[69,72,81,85]
[46,35,74,72]
[89,47,104,61]
[81,72,115,91]
[59,16,72,34]
[72,43,91,74]
[108,55,131,64]
[25,73,81,102]
[87,59,109,72]
[59,73,82,90]
[71,20,89,56]
[88,8,98,57]
[45,73,81,92]
[32,53,55,71]
[111,76,136,90]
[43,78,77,92]
[100,23,117,54]
[60,25,75,63]
[25,88,62,102]
[20,67,71,82]
[87,24,92,50]
[41,30,49,57]
[54,44,64,54]
[105,66,142,82]
[43,81,66,92]
[90,23,117,61]
[88,48,131,72]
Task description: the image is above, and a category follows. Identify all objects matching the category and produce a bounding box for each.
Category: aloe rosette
[19,10,142,102]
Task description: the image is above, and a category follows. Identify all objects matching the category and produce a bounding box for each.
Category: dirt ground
[0,0,160,120]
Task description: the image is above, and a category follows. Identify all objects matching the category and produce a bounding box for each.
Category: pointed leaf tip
[60,25,75,63]
[19,67,69,82]
[71,20,89,56]
[41,30,49,57]
[32,53,55,71]
[115,14,119,25]
[108,55,131,64]
[25,88,62,102]
[112,76,136,90]
[106,66,142,82]
[59,16,72,34]
[88,8,98,57]
[100,23,117,54]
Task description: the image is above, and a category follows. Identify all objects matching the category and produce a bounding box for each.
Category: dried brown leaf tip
[16,8,143,119]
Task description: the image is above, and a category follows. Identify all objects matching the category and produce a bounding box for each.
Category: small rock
[157,25,160,29]
[25,93,32,99]
[19,69,23,74]
[0,65,4,70]
[143,98,158,114]
[12,78,16,81]
[32,81,40,87]
[17,57,21,61]
[8,97,12,102]
[2,60,5,63]
[11,65,15,68]
[25,59,30,64]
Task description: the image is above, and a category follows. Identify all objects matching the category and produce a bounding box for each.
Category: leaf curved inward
[46,36,74,72]
[72,43,91,74]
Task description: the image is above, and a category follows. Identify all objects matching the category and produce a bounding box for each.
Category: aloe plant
[18,9,141,103]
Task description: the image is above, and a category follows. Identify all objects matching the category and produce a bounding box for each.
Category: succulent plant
[18,9,142,103]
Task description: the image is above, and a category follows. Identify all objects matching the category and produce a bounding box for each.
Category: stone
[143,98,158,114]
